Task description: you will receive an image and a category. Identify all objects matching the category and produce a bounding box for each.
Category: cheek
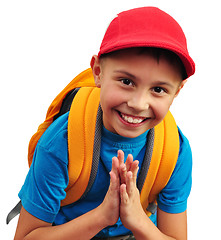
[99,91,114,116]
[152,101,171,121]
[100,87,124,110]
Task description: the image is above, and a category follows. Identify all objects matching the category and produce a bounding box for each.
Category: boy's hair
[100,47,187,80]
[98,7,195,79]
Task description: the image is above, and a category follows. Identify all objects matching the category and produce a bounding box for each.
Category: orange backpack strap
[140,111,179,216]
[28,68,95,167]
[61,87,101,206]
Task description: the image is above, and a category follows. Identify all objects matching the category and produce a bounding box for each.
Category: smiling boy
[14,7,195,240]
[92,48,186,138]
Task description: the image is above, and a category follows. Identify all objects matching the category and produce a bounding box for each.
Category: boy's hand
[99,157,120,226]
[100,150,146,230]
[118,153,146,231]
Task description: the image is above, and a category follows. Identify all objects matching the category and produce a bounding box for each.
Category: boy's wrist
[130,217,152,240]
[130,215,174,240]
[96,201,119,228]
[129,212,148,233]
[94,205,111,229]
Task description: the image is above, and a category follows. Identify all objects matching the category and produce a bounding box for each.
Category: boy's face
[91,49,186,138]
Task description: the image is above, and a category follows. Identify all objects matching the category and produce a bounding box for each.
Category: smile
[119,112,147,124]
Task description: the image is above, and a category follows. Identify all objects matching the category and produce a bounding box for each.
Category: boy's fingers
[120,184,129,204]
[109,171,118,191]
[130,160,139,183]
[125,171,133,197]
[117,150,125,165]
[111,157,120,180]
[112,156,119,170]
[110,157,120,192]
[119,163,127,184]
[125,154,133,172]
[119,155,139,185]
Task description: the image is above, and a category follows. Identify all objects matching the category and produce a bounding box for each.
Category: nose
[127,91,149,112]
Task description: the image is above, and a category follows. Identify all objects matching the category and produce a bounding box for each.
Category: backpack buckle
[146,202,157,214]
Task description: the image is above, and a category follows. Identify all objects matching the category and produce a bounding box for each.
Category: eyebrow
[153,81,174,89]
[113,70,137,79]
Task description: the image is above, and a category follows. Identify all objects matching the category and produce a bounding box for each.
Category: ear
[175,80,187,97]
[90,55,102,88]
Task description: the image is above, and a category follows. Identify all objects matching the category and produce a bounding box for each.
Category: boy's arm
[157,208,187,240]
[126,207,187,240]
[14,158,120,240]
[14,205,108,240]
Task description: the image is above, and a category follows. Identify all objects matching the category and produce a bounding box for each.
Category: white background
[1,0,220,239]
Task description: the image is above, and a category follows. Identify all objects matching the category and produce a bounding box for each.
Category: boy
[14,7,195,240]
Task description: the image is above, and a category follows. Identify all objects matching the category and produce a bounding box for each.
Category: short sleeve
[18,113,69,223]
[157,127,192,214]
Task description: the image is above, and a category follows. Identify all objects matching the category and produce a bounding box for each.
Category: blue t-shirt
[19,112,192,237]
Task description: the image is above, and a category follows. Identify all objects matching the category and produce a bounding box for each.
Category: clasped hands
[100,150,146,230]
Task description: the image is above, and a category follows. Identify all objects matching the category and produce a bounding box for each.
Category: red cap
[98,7,195,78]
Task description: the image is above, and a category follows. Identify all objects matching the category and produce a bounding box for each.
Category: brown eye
[153,87,165,94]
[121,79,133,86]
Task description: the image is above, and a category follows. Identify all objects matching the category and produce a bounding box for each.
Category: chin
[116,128,148,138]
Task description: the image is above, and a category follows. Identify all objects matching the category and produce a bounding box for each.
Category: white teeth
[121,113,144,124]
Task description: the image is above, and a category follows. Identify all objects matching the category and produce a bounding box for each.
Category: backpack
[7,68,179,223]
